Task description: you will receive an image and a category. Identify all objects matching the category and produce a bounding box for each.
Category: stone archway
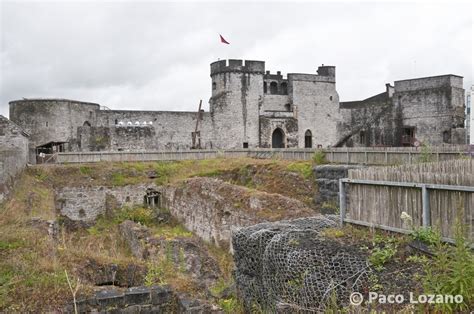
[272,128,285,148]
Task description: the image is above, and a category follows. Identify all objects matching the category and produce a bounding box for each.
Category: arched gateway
[272,128,285,148]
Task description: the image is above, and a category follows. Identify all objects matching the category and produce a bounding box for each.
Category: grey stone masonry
[55,184,157,222]
[0,115,29,203]
[314,164,366,213]
[8,63,466,155]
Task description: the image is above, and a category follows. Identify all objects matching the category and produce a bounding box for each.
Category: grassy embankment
[0,157,315,311]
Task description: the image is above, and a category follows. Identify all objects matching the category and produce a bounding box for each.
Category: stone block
[124,286,151,306]
[150,285,175,306]
[95,289,125,309]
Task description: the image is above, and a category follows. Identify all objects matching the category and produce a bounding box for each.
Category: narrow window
[281,82,288,95]
[212,82,216,90]
[330,96,333,101]
[304,130,312,148]
[263,82,267,94]
[270,82,278,94]
[360,131,366,145]
[442,130,450,143]
[46,122,48,127]
[402,127,415,146]
[243,142,249,148]
[115,119,118,125]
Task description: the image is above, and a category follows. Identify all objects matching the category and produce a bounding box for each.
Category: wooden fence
[340,159,474,241]
[55,145,473,165]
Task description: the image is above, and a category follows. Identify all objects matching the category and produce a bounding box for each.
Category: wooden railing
[55,146,472,165]
[340,159,474,242]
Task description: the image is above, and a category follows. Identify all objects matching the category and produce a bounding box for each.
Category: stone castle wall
[7,61,466,154]
[0,115,29,202]
[160,177,314,248]
[77,110,214,151]
[210,60,264,149]
[55,184,157,222]
[9,99,100,149]
[338,90,394,147]
[393,75,465,146]
[290,71,341,148]
[338,75,466,147]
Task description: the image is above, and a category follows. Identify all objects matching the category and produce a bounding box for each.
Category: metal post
[339,179,347,225]
[422,185,431,228]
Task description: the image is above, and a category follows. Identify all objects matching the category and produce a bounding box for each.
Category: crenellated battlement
[264,71,285,80]
[210,59,265,76]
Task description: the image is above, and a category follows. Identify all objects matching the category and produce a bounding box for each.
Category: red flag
[219,34,230,44]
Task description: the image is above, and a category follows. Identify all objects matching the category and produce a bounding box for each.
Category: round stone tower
[209,59,265,149]
[9,98,100,151]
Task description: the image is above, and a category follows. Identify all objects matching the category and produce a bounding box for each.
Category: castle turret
[209,59,265,148]
[9,99,100,152]
[316,65,336,79]
[288,65,340,148]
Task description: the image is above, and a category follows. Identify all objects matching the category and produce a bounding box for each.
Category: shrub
[422,219,474,311]
[418,144,434,163]
[286,162,313,179]
[116,207,155,226]
[411,227,441,246]
[369,242,397,270]
[144,260,168,286]
[312,150,327,165]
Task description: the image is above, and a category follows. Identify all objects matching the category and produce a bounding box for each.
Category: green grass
[79,166,92,175]
[210,278,234,297]
[88,206,156,235]
[111,172,126,186]
[151,224,193,240]
[421,219,474,311]
[286,162,313,179]
[0,240,25,250]
[218,297,244,314]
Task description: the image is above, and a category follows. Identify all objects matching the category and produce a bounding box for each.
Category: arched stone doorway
[272,128,285,148]
[305,130,312,148]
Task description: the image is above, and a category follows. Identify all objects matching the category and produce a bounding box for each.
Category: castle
[7,59,466,160]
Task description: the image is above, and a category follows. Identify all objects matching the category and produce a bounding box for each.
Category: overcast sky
[0,1,472,118]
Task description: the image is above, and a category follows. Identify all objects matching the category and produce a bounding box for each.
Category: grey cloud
[1,1,472,117]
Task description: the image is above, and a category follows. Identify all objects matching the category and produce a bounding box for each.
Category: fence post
[422,185,431,228]
[339,179,347,225]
